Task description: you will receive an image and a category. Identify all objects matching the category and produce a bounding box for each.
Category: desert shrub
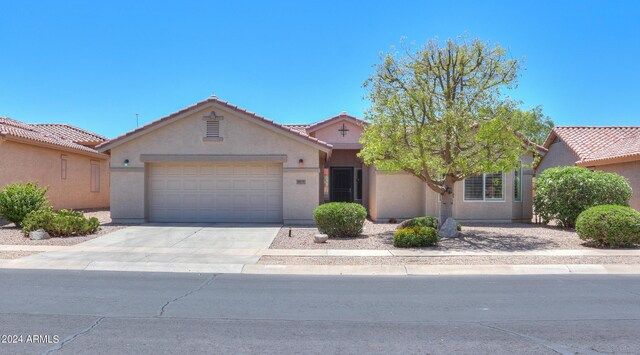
[575,205,640,248]
[0,182,50,227]
[403,216,439,229]
[22,209,100,237]
[534,167,632,228]
[313,202,367,238]
[393,226,439,248]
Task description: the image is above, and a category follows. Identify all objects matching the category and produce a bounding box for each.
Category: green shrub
[403,216,439,229]
[393,226,439,248]
[313,202,367,238]
[575,205,640,248]
[534,167,632,228]
[22,209,100,237]
[0,182,50,227]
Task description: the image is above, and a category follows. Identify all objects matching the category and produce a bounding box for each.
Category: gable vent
[206,120,220,138]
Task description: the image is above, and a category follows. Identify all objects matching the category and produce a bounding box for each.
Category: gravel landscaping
[270,220,627,251]
[258,255,640,265]
[0,209,125,246]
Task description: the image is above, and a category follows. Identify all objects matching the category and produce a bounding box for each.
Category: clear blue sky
[1,0,638,138]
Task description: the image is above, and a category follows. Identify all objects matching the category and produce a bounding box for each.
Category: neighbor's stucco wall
[108,103,322,223]
[0,140,109,210]
[596,161,640,210]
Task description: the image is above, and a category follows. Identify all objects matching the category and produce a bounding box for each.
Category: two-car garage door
[147,163,283,223]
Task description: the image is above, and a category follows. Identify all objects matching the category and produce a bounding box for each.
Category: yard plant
[22,209,100,237]
[359,35,551,226]
[534,167,632,228]
[0,182,49,227]
[313,202,367,238]
[575,205,640,248]
[393,226,439,248]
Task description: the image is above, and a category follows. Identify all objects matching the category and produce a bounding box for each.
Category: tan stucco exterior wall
[312,121,363,146]
[596,161,640,210]
[536,139,580,173]
[108,103,322,223]
[370,154,535,223]
[0,140,109,210]
[369,170,425,221]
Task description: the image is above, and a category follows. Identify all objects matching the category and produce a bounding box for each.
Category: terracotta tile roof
[545,126,640,165]
[305,112,368,132]
[34,123,108,145]
[282,124,311,132]
[0,117,104,156]
[97,96,333,151]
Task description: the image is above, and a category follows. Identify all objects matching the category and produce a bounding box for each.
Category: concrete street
[0,270,639,354]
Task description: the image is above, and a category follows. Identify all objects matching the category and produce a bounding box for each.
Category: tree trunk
[439,191,453,227]
[439,178,455,227]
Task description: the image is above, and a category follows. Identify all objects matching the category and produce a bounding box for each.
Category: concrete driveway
[4,224,281,273]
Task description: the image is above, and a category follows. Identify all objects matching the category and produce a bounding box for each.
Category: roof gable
[305,113,367,133]
[97,97,333,152]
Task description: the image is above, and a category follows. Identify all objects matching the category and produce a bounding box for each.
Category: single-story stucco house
[98,96,541,224]
[0,117,110,210]
[537,126,640,210]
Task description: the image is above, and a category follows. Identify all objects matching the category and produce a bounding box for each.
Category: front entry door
[330,167,354,202]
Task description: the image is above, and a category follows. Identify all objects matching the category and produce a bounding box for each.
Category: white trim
[513,165,523,202]
[463,172,506,202]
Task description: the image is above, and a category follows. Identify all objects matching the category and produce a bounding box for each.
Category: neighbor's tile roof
[97,96,333,151]
[0,117,104,155]
[282,124,311,132]
[34,123,107,145]
[545,126,640,165]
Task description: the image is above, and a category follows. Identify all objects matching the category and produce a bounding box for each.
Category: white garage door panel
[148,163,283,223]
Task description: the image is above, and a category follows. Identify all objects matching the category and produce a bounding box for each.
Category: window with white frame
[514,164,522,202]
[464,172,504,201]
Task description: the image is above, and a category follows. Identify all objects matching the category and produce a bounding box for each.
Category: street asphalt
[0,270,639,354]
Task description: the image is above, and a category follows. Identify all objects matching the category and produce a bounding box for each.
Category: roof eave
[4,135,109,159]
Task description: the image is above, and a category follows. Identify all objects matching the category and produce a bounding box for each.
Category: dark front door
[330,167,354,202]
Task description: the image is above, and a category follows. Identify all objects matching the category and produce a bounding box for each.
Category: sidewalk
[1,244,640,275]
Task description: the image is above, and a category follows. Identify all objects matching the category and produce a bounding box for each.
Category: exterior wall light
[123,159,129,167]
[298,158,304,167]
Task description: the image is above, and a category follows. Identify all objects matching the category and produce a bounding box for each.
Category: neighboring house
[537,126,640,210]
[98,96,540,224]
[0,117,110,210]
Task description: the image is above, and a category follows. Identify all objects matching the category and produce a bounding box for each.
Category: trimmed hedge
[575,205,640,248]
[0,182,49,227]
[313,202,367,238]
[22,209,100,238]
[393,226,439,248]
[534,167,632,228]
